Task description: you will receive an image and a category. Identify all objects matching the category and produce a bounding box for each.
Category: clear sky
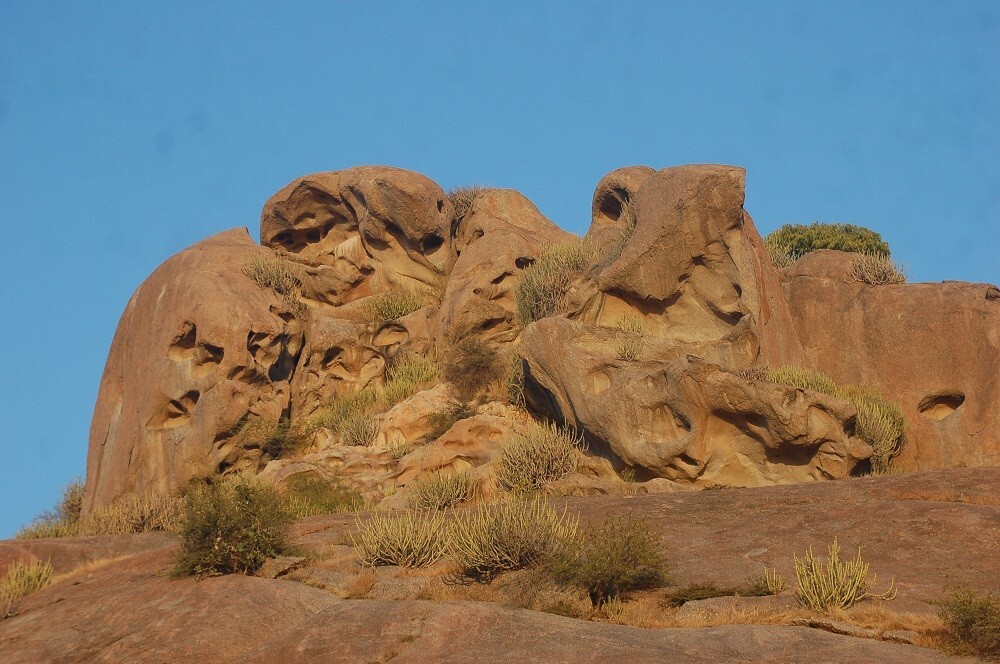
[0,2,996,536]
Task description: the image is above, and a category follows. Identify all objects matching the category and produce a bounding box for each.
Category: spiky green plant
[793,537,895,612]
[849,251,906,285]
[353,510,450,568]
[495,422,581,493]
[764,223,891,259]
[1,559,54,619]
[312,388,378,433]
[241,254,305,313]
[410,471,474,511]
[282,474,363,517]
[340,413,379,447]
[365,291,424,323]
[515,240,594,326]
[380,355,438,406]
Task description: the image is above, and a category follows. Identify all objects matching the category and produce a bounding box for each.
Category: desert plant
[353,510,449,568]
[410,471,474,511]
[614,315,644,361]
[427,400,475,440]
[15,479,85,539]
[340,412,380,447]
[548,516,668,606]
[766,366,839,394]
[241,254,305,313]
[235,417,312,460]
[505,355,526,407]
[313,388,378,433]
[597,199,638,268]
[793,537,896,612]
[381,355,438,406]
[762,567,787,594]
[764,235,801,268]
[365,291,424,323]
[450,498,579,581]
[386,437,411,460]
[442,337,501,400]
[1,559,54,619]
[447,184,489,221]
[79,492,183,535]
[764,223,891,260]
[849,251,906,285]
[495,421,581,493]
[939,587,1000,660]
[515,240,594,326]
[173,476,291,576]
[282,473,363,517]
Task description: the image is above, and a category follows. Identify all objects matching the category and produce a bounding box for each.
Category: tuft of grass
[79,492,183,535]
[939,587,1000,660]
[380,355,438,407]
[515,240,594,326]
[410,471,474,511]
[451,498,579,582]
[442,337,501,400]
[387,437,412,460]
[241,254,305,314]
[282,474,364,517]
[495,421,581,494]
[1,559,54,619]
[340,412,379,447]
[312,388,378,433]
[793,537,896,612]
[16,480,85,539]
[353,510,449,568]
[173,476,291,577]
[505,355,526,408]
[849,251,906,285]
[613,315,644,361]
[427,400,475,440]
[548,516,667,606]
[766,367,905,474]
[447,184,489,221]
[365,291,424,323]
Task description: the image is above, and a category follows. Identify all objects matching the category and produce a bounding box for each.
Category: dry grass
[447,184,489,221]
[849,251,906,285]
[763,236,801,268]
[241,254,306,314]
[236,417,313,459]
[595,200,638,269]
[410,471,474,511]
[49,556,130,587]
[340,412,379,447]
[15,480,85,539]
[353,511,450,568]
[1,559,54,619]
[441,337,501,400]
[380,355,438,406]
[495,421,581,494]
[794,537,896,612]
[342,569,377,599]
[515,240,594,326]
[79,492,183,535]
[938,587,1000,659]
[282,474,364,517]
[365,291,424,323]
[312,388,378,433]
[613,315,644,361]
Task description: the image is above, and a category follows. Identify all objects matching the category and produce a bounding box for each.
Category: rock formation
[83,164,1000,511]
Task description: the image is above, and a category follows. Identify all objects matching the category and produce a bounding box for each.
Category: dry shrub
[596,200,638,269]
[450,498,579,581]
[15,480,85,539]
[427,400,475,440]
[387,437,412,460]
[504,355,526,407]
[410,471,474,511]
[938,587,1000,660]
[282,473,363,517]
[613,315,644,361]
[495,421,580,494]
[764,235,801,268]
[313,388,378,433]
[241,254,305,314]
[236,417,312,459]
[353,511,449,568]
[442,337,500,399]
[340,413,379,447]
[548,516,668,606]
[174,476,291,576]
[515,240,594,326]
[850,251,906,285]
[447,184,489,221]
[365,291,424,323]
[381,355,438,406]
[793,537,895,612]
[1,559,54,619]
[80,492,183,535]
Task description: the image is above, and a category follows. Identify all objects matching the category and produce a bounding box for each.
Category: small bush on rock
[237,418,312,460]
[365,291,424,323]
[340,412,379,447]
[447,184,489,221]
[495,421,581,493]
[353,510,449,568]
[849,251,906,285]
[939,587,1000,660]
[282,473,363,517]
[381,355,438,406]
[241,254,305,314]
[410,471,474,511]
[313,388,378,433]
[793,537,895,612]
[548,516,668,606]
[764,223,891,264]
[442,337,500,400]
[1,560,54,619]
[16,480,84,539]
[80,492,183,535]
[515,240,594,326]
[174,477,291,577]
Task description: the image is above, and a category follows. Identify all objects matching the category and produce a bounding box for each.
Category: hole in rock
[168,322,197,360]
[515,256,534,270]
[306,229,321,243]
[422,233,444,253]
[918,393,965,420]
[437,199,445,213]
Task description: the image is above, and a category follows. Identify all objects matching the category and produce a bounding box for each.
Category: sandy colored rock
[585,165,655,246]
[782,249,1000,470]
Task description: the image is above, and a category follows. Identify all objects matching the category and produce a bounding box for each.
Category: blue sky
[0,2,996,536]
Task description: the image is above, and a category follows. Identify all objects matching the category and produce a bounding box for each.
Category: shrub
[793,537,895,612]
[79,492,183,535]
[447,184,489,221]
[849,251,906,285]
[451,498,579,581]
[515,241,594,326]
[442,337,500,399]
[548,516,667,606]
[386,437,411,460]
[236,418,312,460]
[764,223,891,263]
[365,291,424,323]
[1,559,54,619]
[353,510,449,568]
[173,477,291,576]
[766,367,905,474]
[410,471,474,511]
[495,422,580,494]
[340,412,379,447]
[241,254,305,313]
[764,235,801,268]
[16,480,85,539]
[381,355,438,406]
[427,400,475,440]
[939,588,1000,660]
[505,355,526,408]
[282,473,363,517]
[613,315,644,361]
[313,388,378,433]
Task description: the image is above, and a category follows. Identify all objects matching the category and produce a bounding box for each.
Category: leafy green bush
[353,510,449,568]
[365,291,424,323]
[939,587,1000,660]
[548,516,667,606]
[442,337,500,400]
[766,367,905,474]
[450,498,578,581]
[410,471,474,511]
[764,223,891,265]
[793,537,895,612]
[515,241,594,326]
[173,477,291,576]
[1,559,54,619]
[495,421,580,493]
[282,474,363,517]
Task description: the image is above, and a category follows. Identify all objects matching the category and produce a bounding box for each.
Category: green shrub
[340,412,379,447]
[505,355,526,408]
[282,474,363,517]
[353,510,449,568]
[427,400,475,440]
[16,480,85,539]
[410,471,474,511]
[548,516,667,606]
[173,477,291,577]
[313,388,378,433]
[381,355,438,406]
[764,223,891,265]
[515,241,594,326]
[793,537,895,612]
[939,587,1000,660]
[241,254,305,314]
[495,421,580,493]
[766,367,905,474]
[442,337,500,399]
[849,251,906,285]
[365,291,424,323]
[1,559,54,619]
[451,498,579,581]
[447,184,489,221]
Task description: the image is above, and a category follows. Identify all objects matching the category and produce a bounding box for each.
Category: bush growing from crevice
[548,516,667,606]
[381,355,438,406]
[410,471,474,511]
[764,223,892,266]
[313,388,378,434]
[939,587,1000,660]
[1,559,53,619]
[241,254,306,314]
[340,413,379,447]
[236,417,312,460]
[613,315,644,361]
[515,240,594,326]
[79,492,183,535]
[793,537,895,612]
[365,291,424,323]
[495,421,581,493]
[849,251,906,285]
[442,337,500,400]
[353,510,449,568]
[173,477,291,577]
[282,473,363,517]
[447,184,489,222]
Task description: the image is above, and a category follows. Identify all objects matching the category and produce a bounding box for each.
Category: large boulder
[584,165,655,246]
[781,249,1000,470]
